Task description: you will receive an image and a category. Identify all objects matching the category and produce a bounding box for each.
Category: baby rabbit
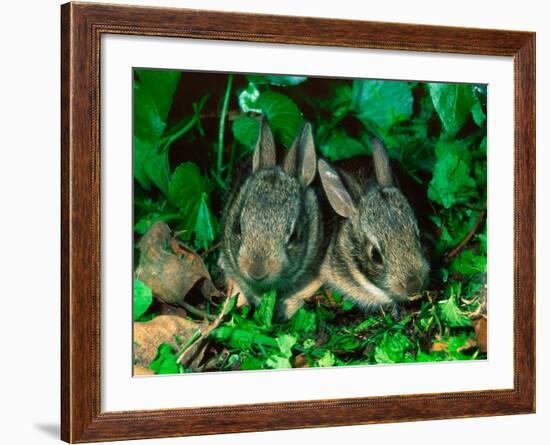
[317,138,429,311]
[220,119,323,319]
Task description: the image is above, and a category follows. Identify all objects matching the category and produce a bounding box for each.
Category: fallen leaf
[430,335,477,354]
[430,338,448,352]
[177,295,237,368]
[473,318,487,353]
[455,337,477,352]
[135,221,220,307]
[133,365,155,376]
[293,353,309,368]
[133,315,206,366]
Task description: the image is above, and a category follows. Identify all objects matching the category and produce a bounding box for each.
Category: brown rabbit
[219,119,323,319]
[318,138,430,310]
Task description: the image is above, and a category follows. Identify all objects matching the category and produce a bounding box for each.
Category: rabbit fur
[317,138,430,310]
[219,119,324,319]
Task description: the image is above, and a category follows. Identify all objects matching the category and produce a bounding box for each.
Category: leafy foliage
[352,80,414,133]
[428,83,474,137]
[133,278,153,321]
[149,343,182,375]
[133,69,488,373]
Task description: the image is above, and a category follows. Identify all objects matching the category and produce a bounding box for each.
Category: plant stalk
[217,74,234,180]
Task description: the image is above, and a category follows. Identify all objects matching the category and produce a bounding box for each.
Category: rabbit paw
[275,298,304,322]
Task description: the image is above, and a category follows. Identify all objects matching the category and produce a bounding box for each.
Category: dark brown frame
[61,1,536,442]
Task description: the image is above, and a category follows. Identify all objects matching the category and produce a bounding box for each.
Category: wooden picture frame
[61,2,535,442]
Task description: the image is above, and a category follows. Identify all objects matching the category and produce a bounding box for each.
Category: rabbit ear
[372,138,394,187]
[252,117,276,172]
[318,159,356,218]
[283,122,317,185]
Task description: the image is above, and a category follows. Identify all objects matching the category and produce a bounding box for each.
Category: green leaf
[319,128,368,161]
[167,162,215,249]
[238,87,303,148]
[416,351,447,362]
[134,137,171,195]
[449,250,487,275]
[133,278,153,321]
[428,83,474,137]
[135,69,181,122]
[342,300,355,311]
[471,97,486,127]
[289,308,317,335]
[258,91,303,148]
[134,211,180,235]
[438,283,472,327]
[238,83,262,113]
[265,355,292,369]
[240,356,263,370]
[133,69,181,193]
[210,325,278,349]
[355,317,379,332]
[168,162,206,209]
[352,80,413,133]
[428,153,478,209]
[254,290,277,329]
[434,140,472,167]
[431,209,482,255]
[149,343,180,375]
[478,224,487,255]
[134,85,166,142]
[193,193,216,250]
[246,75,307,87]
[325,334,360,351]
[447,333,475,354]
[317,351,336,367]
[374,332,411,364]
[232,115,260,150]
[277,334,297,358]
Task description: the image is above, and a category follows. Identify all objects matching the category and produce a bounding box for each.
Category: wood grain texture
[60,2,536,442]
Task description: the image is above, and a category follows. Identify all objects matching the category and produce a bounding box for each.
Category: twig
[445,209,486,261]
[176,295,235,366]
[201,242,222,257]
[217,74,234,180]
[181,301,217,321]
[198,109,241,120]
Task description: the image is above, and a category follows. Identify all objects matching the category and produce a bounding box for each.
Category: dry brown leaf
[473,317,488,353]
[456,337,477,352]
[430,337,448,352]
[430,335,477,353]
[293,353,309,368]
[135,222,220,307]
[133,365,155,376]
[133,315,206,366]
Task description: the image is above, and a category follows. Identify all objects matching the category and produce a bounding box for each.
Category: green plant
[133,70,487,372]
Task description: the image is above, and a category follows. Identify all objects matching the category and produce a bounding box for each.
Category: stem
[227,141,237,184]
[160,95,209,152]
[181,301,217,321]
[445,209,486,261]
[217,74,234,179]
[160,116,196,153]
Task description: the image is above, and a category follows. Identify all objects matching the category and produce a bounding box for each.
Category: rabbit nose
[248,262,268,281]
[405,274,423,294]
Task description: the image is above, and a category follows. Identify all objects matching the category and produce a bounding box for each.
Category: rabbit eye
[234,218,242,236]
[369,245,384,266]
[288,227,299,246]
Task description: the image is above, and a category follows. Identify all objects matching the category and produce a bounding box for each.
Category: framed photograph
[61,2,535,442]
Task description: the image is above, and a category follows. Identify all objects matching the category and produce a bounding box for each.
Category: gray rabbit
[219,119,323,319]
[317,138,430,311]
